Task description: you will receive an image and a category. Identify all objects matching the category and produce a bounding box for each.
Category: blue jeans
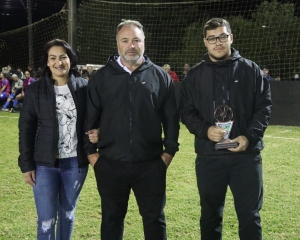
[33,157,88,240]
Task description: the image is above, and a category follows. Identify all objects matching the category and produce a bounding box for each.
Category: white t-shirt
[54,84,78,158]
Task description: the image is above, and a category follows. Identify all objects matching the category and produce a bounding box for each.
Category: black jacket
[180,48,272,156]
[18,74,89,173]
[84,56,180,161]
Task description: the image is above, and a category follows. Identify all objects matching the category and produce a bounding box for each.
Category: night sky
[0,0,299,33]
[0,0,72,33]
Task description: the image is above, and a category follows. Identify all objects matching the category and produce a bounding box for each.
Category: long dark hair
[41,39,80,77]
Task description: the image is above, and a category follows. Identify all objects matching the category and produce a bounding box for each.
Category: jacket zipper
[52,84,59,165]
[68,80,81,168]
[129,75,133,156]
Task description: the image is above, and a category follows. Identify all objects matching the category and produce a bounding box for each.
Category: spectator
[16,67,25,79]
[14,70,35,105]
[262,67,274,81]
[27,64,36,79]
[35,66,43,80]
[162,64,180,82]
[179,63,190,82]
[82,66,95,80]
[274,75,281,81]
[18,39,98,239]
[180,18,272,239]
[78,66,84,77]
[0,72,11,103]
[294,74,299,80]
[84,19,180,240]
[1,74,23,111]
[7,64,16,85]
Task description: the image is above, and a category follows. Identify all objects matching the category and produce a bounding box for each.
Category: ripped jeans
[33,157,88,240]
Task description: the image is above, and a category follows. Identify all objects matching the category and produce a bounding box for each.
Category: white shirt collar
[116,56,145,75]
[117,56,132,74]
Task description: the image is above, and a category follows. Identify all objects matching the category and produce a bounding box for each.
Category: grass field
[0,112,299,240]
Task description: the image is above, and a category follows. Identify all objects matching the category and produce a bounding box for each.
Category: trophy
[214,104,239,150]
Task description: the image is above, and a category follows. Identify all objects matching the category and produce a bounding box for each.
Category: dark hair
[203,18,232,38]
[116,19,144,38]
[41,39,80,77]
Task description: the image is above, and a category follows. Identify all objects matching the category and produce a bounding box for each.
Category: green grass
[0,112,299,239]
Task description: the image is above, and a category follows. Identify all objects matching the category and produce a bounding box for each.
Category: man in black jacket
[84,19,179,240]
[180,18,272,240]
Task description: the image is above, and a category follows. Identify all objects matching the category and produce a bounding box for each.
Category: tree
[233,0,300,79]
[169,0,300,79]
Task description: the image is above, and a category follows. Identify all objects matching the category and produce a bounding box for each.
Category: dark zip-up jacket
[84,56,180,161]
[18,74,89,173]
[180,48,272,156]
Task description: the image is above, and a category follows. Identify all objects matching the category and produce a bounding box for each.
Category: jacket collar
[203,48,241,66]
[106,55,153,74]
[44,73,84,91]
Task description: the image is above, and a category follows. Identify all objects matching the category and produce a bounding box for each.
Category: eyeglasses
[206,34,230,45]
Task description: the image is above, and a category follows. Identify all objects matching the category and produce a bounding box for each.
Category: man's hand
[86,129,99,143]
[161,153,173,168]
[228,135,249,152]
[88,153,100,167]
[208,126,226,142]
[23,170,36,186]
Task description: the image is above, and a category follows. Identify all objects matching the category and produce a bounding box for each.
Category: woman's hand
[23,170,36,186]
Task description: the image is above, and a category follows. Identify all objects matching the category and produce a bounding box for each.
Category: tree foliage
[169,0,300,79]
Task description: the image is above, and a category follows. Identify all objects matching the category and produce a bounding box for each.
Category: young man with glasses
[179,18,272,239]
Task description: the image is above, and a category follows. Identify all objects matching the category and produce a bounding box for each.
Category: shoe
[1,108,9,112]
[9,108,13,113]
[10,108,20,113]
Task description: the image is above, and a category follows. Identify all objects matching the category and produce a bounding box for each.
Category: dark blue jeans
[196,154,263,240]
[33,157,88,240]
[94,156,167,240]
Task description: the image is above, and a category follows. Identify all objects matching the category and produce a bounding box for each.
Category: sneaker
[1,108,9,112]
[10,108,20,113]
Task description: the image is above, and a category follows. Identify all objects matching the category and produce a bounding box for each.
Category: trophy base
[215,139,239,150]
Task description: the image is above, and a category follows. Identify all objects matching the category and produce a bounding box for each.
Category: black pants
[94,156,167,240]
[196,154,263,240]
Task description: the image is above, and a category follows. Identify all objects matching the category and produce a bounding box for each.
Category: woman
[18,39,97,239]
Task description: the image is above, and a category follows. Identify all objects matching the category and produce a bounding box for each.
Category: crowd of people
[0,63,99,112]
[161,63,298,83]
[261,67,299,82]
[162,63,191,82]
[0,56,293,114]
[0,65,36,112]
